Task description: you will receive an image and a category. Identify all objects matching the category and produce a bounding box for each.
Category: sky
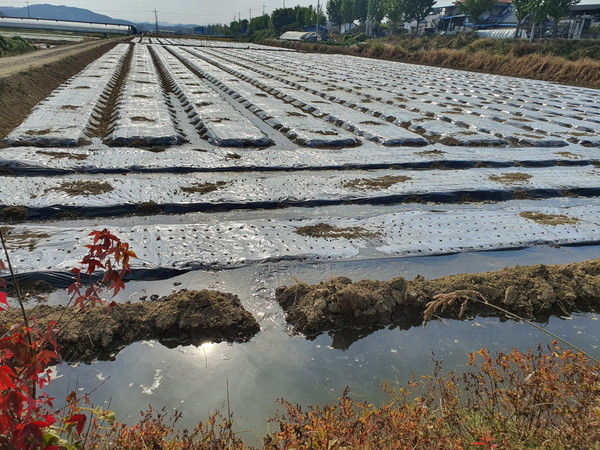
[2,0,598,25]
[2,1,321,24]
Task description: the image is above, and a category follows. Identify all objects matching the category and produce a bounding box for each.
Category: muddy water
[46,244,600,445]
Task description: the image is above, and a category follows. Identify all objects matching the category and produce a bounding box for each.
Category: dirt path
[0,38,128,79]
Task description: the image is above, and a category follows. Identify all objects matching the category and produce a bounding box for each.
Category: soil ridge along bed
[0,40,122,141]
[276,259,600,336]
[0,289,260,361]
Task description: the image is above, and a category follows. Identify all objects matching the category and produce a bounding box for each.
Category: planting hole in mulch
[520,211,579,226]
[295,223,380,240]
[343,175,412,190]
[489,173,533,184]
[46,181,114,196]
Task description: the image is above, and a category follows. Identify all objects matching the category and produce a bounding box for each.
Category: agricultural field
[1,38,599,442]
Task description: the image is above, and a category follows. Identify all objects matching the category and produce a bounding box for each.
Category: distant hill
[0,3,133,25]
[0,4,202,32]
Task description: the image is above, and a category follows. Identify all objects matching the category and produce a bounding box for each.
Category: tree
[459,0,496,26]
[368,0,386,35]
[528,0,548,39]
[405,0,436,34]
[341,0,355,26]
[354,0,369,23]
[385,0,405,34]
[249,14,270,32]
[327,0,343,25]
[512,0,532,38]
[271,7,297,34]
[545,0,580,37]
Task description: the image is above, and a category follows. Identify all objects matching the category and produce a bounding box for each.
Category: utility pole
[26,1,31,18]
[283,0,286,8]
[154,9,159,33]
[316,0,320,37]
[262,2,266,16]
[249,6,252,22]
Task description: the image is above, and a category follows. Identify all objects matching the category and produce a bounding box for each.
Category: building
[0,16,137,35]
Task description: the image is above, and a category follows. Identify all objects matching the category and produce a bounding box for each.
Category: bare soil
[520,211,579,226]
[295,223,380,240]
[1,206,29,222]
[275,260,600,336]
[181,181,229,194]
[0,289,260,361]
[489,173,533,184]
[46,180,114,196]
[0,39,122,140]
[343,175,412,190]
[36,150,90,161]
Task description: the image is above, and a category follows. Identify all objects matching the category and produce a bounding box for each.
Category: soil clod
[275,260,600,336]
[0,289,260,361]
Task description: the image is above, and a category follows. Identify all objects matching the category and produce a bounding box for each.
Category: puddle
[46,244,600,445]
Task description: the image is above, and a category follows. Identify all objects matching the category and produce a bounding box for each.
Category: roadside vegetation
[0,35,35,57]
[1,229,599,448]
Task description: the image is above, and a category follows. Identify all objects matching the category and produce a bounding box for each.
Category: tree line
[198,0,579,39]
[327,0,435,35]
[198,5,326,39]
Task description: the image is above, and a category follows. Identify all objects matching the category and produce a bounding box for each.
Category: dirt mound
[275,260,600,336]
[1,289,260,361]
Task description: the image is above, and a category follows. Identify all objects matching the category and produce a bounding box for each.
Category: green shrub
[0,35,35,57]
